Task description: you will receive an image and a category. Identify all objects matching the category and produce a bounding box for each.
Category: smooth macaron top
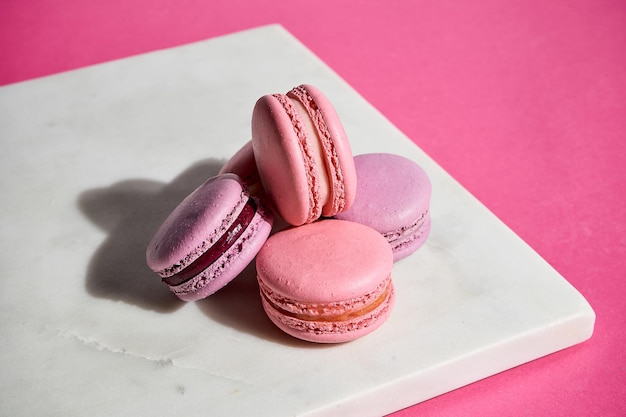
[256,219,393,304]
[251,84,356,226]
[146,173,249,275]
[334,153,431,234]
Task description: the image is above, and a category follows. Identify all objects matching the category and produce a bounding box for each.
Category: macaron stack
[146,84,431,343]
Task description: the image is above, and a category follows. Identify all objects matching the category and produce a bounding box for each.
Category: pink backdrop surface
[2,1,625,415]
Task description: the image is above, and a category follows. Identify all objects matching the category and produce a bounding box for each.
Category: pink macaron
[219,141,262,193]
[334,153,432,261]
[218,140,274,210]
[251,84,357,226]
[256,219,395,343]
[146,173,273,301]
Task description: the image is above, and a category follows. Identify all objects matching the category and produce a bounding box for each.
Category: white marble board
[0,25,594,417]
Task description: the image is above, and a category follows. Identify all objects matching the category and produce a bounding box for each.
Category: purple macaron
[146,173,273,301]
[333,153,431,261]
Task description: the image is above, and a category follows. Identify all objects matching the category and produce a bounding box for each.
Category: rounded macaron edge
[251,93,318,226]
[145,173,250,276]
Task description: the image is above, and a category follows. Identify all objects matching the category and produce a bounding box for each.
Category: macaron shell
[146,174,248,274]
[256,219,394,342]
[257,220,393,302]
[219,140,265,197]
[218,140,258,184]
[252,94,321,226]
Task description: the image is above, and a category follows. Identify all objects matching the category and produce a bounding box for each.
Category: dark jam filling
[163,199,256,287]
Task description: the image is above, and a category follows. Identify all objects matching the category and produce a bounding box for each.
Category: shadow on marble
[79,157,340,346]
[78,158,224,313]
[195,261,332,348]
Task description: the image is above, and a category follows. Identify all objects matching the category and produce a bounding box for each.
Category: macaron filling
[271,93,323,223]
[162,198,257,287]
[259,275,394,334]
[287,85,345,215]
[383,210,430,251]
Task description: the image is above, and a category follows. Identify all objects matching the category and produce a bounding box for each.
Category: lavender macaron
[334,153,431,261]
[146,173,273,301]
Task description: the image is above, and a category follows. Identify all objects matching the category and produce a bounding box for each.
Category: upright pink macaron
[251,84,357,226]
[256,219,395,343]
[334,153,432,261]
[146,174,273,301]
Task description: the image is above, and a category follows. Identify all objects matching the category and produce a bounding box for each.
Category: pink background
[2,1,624,415]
